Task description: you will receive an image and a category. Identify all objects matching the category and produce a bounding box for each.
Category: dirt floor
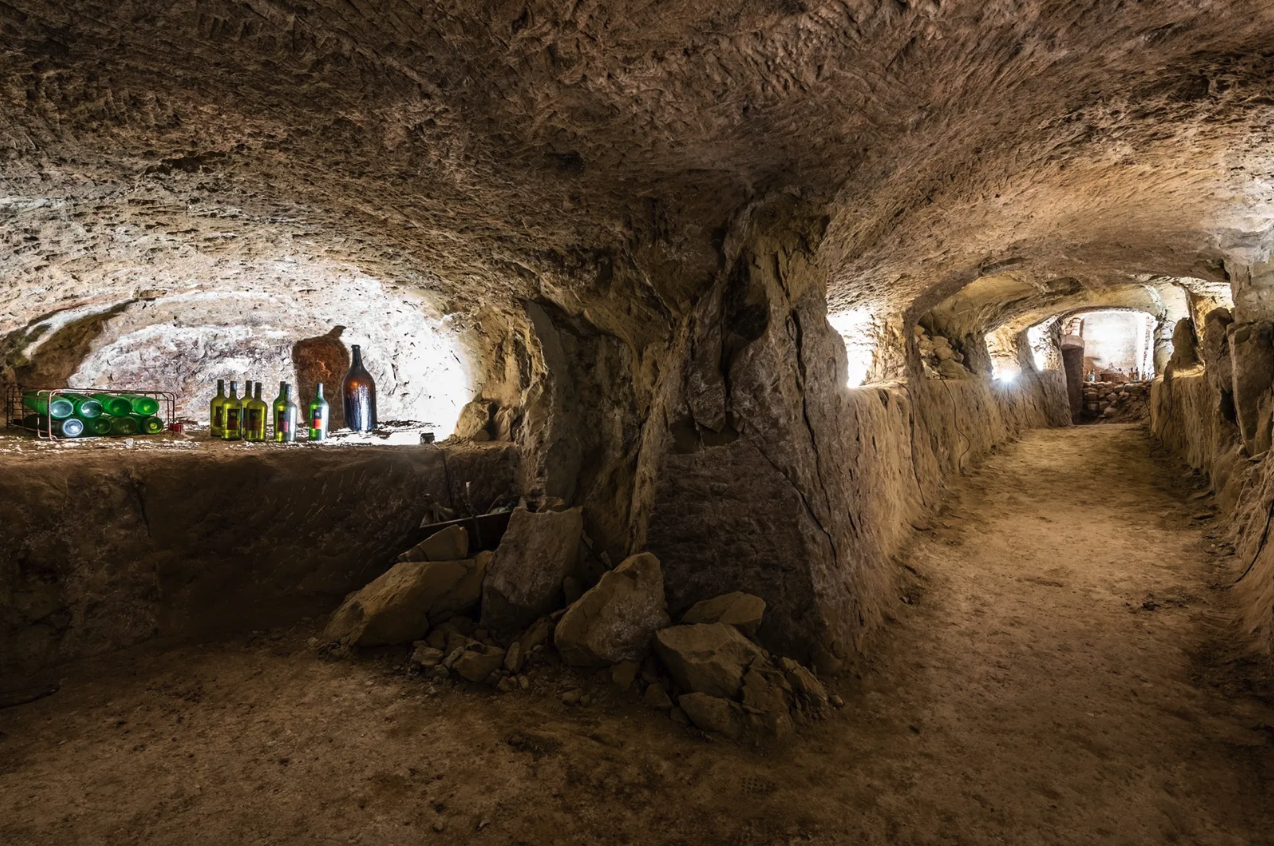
[2,424,1272,845]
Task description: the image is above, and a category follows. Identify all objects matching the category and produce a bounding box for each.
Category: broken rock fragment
[326,553,489,646]
[678,692,745,739]
[399,525,469,563]
[680,591,766,636]
[553,552,671,667]
[653,623,765,699]
[782,658,829,707]
[453,644,506,683]
[643,683,674,710]
[610,660,640,689]
[324,564,433,646]
[411,645,446,669]
[742,662,795,738]
[481,507,584,630]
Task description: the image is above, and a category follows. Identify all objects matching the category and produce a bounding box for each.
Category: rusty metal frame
[5,386,178,440]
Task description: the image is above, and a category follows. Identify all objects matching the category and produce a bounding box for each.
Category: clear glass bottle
[29,414,85,437]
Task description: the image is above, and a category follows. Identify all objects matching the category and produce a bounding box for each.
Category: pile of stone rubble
[1083,380,1150,421]
[322,506,839,739]
[916,326,972,380]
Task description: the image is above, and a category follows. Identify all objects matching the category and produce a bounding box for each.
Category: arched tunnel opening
[3,3,1274,843]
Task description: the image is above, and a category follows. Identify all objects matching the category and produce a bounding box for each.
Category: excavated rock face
[5,1,1274,664]
[5,2,1274,331]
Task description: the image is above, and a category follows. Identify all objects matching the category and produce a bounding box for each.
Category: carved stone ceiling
[3,0,1274,340]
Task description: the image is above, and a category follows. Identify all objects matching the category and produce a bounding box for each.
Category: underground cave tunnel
[3,1,1274,844]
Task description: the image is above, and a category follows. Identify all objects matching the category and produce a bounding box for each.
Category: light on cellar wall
[985,325,1021,382]
[62,267,476,439]
[1064,310,1155,376]
[1027,321,1056,372]
[827,308,878,388]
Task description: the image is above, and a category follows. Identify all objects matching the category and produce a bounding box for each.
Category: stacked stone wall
[1081,380,1151,422]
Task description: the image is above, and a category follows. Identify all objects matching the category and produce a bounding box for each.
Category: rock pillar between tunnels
[1062,340,1085,423]
[612,206,1070,670]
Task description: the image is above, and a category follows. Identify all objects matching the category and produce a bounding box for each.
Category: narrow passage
[850,424,1274,844]
[1,426,1271,845]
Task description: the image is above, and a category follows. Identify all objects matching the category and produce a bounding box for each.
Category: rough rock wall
[0,444,519,679]
[102,276,471,432]
[1152,373,1228,472]
[626,208,1069,668]
[455,301,649,564]
[1150,311,1274,661]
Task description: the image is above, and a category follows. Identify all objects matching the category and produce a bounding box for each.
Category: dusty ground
[2,424,1272,845]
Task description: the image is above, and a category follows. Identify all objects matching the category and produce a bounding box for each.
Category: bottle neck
[230,382,239,397]
[316,383,325,399]
[282,384,291,401]
[350,345,363,368]
[217,380,225,396]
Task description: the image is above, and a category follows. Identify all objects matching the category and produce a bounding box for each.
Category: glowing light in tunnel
[1027,321,1055,372]
[1066,310,1155,377]
[991,359,1021,382]
[828,308,878,387]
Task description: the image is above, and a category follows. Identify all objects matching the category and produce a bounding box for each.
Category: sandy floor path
[2,424,1271,845]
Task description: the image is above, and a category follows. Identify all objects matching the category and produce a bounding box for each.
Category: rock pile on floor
[553,552,670,666]
[1082,380,1150,422]
[324,506,839,740]
[481,507,584,629]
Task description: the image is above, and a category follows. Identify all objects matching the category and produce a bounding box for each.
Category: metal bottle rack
[5,386,178,440]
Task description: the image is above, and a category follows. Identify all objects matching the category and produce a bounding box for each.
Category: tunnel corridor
[2,425,1270,845]
[7,2,1274,843]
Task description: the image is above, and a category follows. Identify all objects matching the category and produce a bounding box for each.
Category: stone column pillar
[1061,338,1085,423]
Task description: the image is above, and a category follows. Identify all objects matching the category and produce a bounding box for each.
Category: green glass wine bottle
[308,383,330,441]
[109,415,139,436]
[22,392,74,419]
[272,382,299,443]
[244,383,268,441]
[92,393,134,417]
[222,381,243,440]
[210,380,227,438]
[63,393,104,419]
[119,394,160,415]
[131,414,165,435]
[86,417,112,436]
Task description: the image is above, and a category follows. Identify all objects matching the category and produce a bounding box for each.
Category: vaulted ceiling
[4,0,1274,346]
